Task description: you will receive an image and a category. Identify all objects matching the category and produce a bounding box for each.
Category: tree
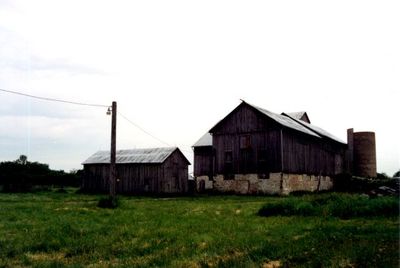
[393,170,400,178]
[15,155,28,165]
[376,172,389,180]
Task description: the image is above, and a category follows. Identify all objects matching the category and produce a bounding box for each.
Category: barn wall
[211,103,271,135]
[193,146,213,177]
[213,131,282,175]
[83,164,109,192]
[211,104,283,176]
[281,129,345,176]
[83,164,162,193]
[116,164,161,193]
[161,150,189,193]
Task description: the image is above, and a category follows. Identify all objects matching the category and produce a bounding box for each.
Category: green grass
[0,189,398,267]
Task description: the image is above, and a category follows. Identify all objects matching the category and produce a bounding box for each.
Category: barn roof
[282,113,346,144]
[286,111,310,123]
[208,101,345,145]
[82,147,190,165]
[249,103,321,138]
[193,132,212,147]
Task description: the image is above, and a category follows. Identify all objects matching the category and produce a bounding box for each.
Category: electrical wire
[1,87,173,147]
[0,88,109,107]
[118,112,171,147]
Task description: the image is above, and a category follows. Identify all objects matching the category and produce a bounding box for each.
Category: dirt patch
[262,260,282,268]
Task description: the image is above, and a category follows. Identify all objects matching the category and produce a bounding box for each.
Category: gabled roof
[208,100,346,145]
[82,147,190,165]
[282,113,346,144]
[286,111,310,123]
[193,132,212,147]
[209,101,320,138]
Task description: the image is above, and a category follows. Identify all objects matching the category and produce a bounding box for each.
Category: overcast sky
[0,0,399,175]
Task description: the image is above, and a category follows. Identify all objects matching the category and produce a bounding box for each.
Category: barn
[193,100,347,195]
[82,147,190,194]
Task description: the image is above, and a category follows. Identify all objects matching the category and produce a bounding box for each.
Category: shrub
[258,201,294,216]
[258,194,399,218]
[258,199,317,217]
[97,196,120,209]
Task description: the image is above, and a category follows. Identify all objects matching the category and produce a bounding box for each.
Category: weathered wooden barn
[193,101,347,194]
[82,147,190,194]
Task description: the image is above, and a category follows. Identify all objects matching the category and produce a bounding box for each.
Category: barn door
[239,135,253,173]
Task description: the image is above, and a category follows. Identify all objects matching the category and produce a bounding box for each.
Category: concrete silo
[348,129,377,178]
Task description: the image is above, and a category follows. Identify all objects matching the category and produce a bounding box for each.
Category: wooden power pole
[109,101,117,199]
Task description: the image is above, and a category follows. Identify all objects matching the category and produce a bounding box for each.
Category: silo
[353,132,377,178]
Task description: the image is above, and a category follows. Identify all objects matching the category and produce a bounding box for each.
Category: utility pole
[109,101,117,200]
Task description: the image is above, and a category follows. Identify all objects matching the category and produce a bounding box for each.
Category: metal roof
[287,111,309,122]
[249,103,321,138]
[82,147,185,165]
[193,132,212,147]
[282,113,346,144]
[286,111,307,120]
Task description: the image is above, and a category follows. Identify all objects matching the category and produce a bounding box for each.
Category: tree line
[0,155,82,192]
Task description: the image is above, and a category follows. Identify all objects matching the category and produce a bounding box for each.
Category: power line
[118,112,171,147]
[1,87,172,147]
[0,88,109,108]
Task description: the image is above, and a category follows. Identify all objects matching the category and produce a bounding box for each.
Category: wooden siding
[193,146,213,177]
[83,150,189,194]
[161,150,189,193]
[213,130,282,175]
[211,104,271,134]
[281,129,345,176]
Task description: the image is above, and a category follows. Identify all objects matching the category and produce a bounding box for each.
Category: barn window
[240,135,251,149]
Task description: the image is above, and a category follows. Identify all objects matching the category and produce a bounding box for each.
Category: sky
[0,0,399,176]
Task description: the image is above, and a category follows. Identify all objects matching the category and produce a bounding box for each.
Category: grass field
[0,189,398,267]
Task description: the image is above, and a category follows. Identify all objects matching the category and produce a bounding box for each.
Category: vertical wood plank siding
[193,146,213,177]
[83,150,189,194]
[281,129,344,175]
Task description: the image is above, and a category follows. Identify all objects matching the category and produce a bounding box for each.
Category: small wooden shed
[82,147,190,194]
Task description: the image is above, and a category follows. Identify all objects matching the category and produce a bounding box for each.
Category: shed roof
[193,132,212,147]
[82,147,190,165]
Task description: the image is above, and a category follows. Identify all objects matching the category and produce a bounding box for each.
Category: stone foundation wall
[196,173,333,195]
[281,174,333,195]
[196,175,213,191]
